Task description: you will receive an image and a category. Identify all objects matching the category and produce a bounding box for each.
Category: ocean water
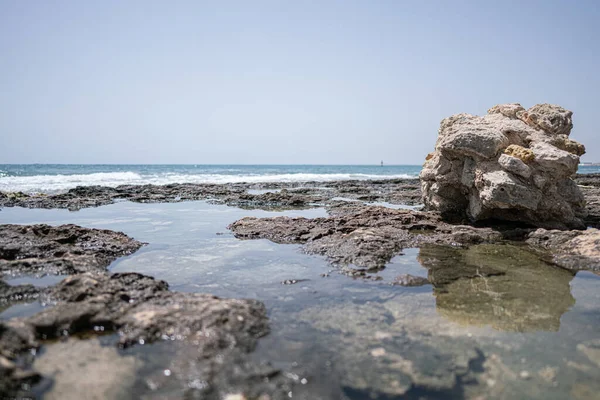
[1,164,598,194]
[0,164,422,194]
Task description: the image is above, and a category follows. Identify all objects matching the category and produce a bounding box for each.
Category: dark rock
[1,271,277,398]
[223,190,323,210]
[0,178,422,211]
[0,281,41,304]
[391,274,430,287]
[0,224,144,278]
[229,206,507,273]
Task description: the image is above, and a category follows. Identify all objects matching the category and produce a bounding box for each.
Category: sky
[0,0,599,165]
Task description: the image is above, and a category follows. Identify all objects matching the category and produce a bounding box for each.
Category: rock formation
[420,103,587,229]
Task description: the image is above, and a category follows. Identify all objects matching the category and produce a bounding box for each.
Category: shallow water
[1,201,599,399]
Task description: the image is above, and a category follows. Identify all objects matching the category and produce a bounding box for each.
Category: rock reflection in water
[417,244,576,332]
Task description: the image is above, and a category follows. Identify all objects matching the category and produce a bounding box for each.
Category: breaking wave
[0,171,416,194]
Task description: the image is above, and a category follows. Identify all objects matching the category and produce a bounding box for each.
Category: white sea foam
[0,171,416,194]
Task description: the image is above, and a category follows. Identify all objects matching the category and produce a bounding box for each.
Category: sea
[1,164,599,194]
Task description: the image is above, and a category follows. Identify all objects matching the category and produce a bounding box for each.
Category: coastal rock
[575,173,600,228]
[0,272,276,398]
[229,205,505,273]
[0,178,423,211]
[0,223,301,400]
[526,228,600,271]
[0,224,144,277]
[391,274,430,287]
[420,103,587,229]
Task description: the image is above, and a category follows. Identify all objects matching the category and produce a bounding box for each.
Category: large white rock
[420,103,587,229]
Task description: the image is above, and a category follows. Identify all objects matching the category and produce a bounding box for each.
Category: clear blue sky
[1,0,598,164]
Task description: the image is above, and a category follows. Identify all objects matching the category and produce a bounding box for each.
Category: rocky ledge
[0,179,422,211]
[2,174,598,229]
[229,203,600,276]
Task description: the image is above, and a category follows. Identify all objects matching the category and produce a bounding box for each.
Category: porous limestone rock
[420,103,587,229]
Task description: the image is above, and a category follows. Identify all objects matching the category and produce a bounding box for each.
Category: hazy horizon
[1,1,599,164]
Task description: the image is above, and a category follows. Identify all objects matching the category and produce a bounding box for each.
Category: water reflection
[417,244,576,332]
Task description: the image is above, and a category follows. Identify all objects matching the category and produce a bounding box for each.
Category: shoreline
[2,174,599,228]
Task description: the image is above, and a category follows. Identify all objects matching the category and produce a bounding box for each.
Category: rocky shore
[1,176,599,398]
[0,178,422,211]
[0,224,298,399]
[1,174,597,227]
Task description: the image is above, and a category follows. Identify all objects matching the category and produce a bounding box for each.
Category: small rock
[370,348,386,357]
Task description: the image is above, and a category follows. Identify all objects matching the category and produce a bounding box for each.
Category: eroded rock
[0,272,278,398]
[421,103,587,229]
[526,228,600,271]
[0,224,144,277]
[0,224,297,400]
[229,205,507,273]
[0,179,422,211]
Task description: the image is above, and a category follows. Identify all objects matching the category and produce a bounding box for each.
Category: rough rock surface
[0,179,422,211]
[421,103,587,229]
[576,173,600,228]
[0,224,303,400]
[229,204,513,274]
[526,228,600,271]
[0,224,144,278]
[229,202,600,277]
[0,272,280,398]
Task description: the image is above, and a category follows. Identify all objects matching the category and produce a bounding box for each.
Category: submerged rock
[391,274,430,287]
[421,103,587,229]
[417,244,576,332]
[33,338,137,400]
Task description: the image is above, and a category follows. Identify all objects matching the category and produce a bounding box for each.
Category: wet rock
[1,272,275,398]
[526,228,600,271]
[421,103,587,229]
[223,190,322,210]
[34,338,137,400]
[0,178,423,211]
[577,339,600,368]
[229,206,506,273]
[295,300,484,398]
[391,274,429,287]
[24,272,269,348]
[0,224,144,277]
[140,341,305,400]
[0,281,41,304]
